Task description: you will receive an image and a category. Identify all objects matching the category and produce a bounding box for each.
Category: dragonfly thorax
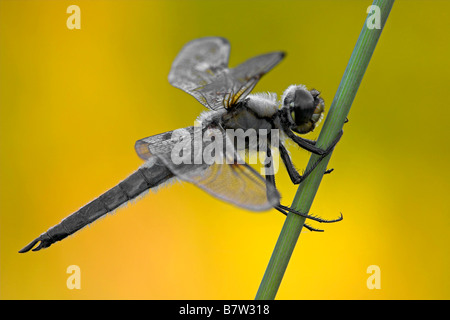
[220,101,274,133]
[245,92,279,118]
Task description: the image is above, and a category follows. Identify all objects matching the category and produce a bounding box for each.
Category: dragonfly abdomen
[19,160,174,253]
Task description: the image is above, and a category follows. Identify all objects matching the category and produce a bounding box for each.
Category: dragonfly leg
[277,204,343,223]
[303,223,325,232]
[279,142,334,185]
[285,129,343,156]
[278,143,301,184]
[265,148,343,225]
[274,206,324,232]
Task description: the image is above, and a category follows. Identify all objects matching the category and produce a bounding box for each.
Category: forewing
[226,51,285,106]
[169,37,285,111]
[190,51,285,110]
[168,37,230,110]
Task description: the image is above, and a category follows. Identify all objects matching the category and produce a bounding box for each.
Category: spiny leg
[277,204,343,223]
[305,134,335,175]
[280,129,343,183]
[264,147,277,198]
[279,142,334,185]
[292,138,335,175]
[303,223,325,232]
[278,143,301,184]
[264,146,343,225]
[275,206,324,232]
[285,129,343,157]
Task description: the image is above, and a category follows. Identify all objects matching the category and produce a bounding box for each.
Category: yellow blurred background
[1,0,449,299]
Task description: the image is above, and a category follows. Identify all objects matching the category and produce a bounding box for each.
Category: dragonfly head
[281,85,324,134]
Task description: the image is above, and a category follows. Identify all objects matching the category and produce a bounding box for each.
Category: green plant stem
[255,0,395,300]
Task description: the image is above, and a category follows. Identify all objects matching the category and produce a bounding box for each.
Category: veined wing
[169,37,285,111]
[195,51,286,110]
[168,37,230,110]
[135,126,195,161]
[135,125,280,211]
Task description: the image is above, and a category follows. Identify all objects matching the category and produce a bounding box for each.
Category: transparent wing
[135,127,195,161]
[195,51,286,110]
[168,37,230,110]
[135,125,280,211]
[186,160,280,211]
[169,37,285,111]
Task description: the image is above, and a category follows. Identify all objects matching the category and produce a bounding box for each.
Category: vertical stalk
[255,0,395,300]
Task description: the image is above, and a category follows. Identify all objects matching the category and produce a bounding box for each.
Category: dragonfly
[19,37,343,253]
